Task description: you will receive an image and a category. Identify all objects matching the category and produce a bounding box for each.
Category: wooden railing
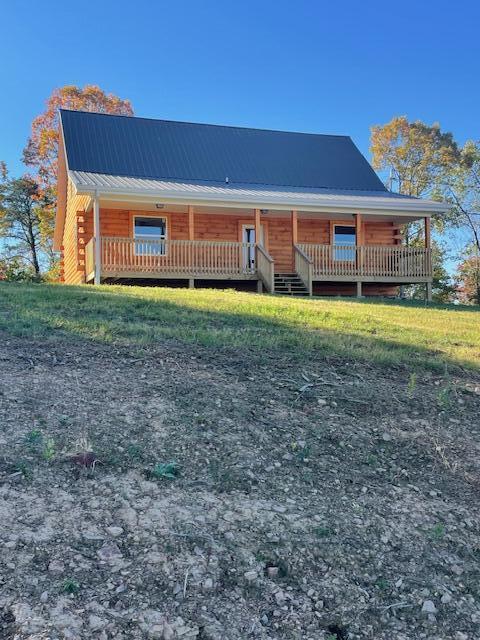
[297,244,432,279]
[294,245,313,295]
[256,245,275,292]
[100,237,256,278]
[85,238,95,281]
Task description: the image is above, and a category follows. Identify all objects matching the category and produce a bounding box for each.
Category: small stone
[97,543,123,562]
[455,633,468,640]
[267,566,279,578]
[244,570,258,582]
[163,622,174,640]
[441,592,452,604]
[317,398,327,406]
[451,564,463,576]
[106,526,124,538]
[382,432,392,442]
[203,578,214,590]
[48,560,65,574]
[421,600,437,614]
[40,591,49,603]
[260,614,269,625]
[89,614,106,630]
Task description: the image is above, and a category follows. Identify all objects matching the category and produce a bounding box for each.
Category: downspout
[93,191,101,285]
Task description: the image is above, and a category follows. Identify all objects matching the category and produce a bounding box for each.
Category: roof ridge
[59,108,351,139]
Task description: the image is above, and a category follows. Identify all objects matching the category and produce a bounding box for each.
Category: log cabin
[54,110,449,298]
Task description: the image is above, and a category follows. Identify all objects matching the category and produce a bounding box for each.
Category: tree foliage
[15,85,134,275]
[442,140,480,253]
[0,169,53,277]
[370,116,459,200]
[23,85,133,191]
[455,253,480,305]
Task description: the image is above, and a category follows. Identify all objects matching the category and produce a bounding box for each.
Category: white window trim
[133,215,168,256]
[333,224,356,262]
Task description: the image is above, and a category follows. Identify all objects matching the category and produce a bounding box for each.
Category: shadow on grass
[0,282,479,373]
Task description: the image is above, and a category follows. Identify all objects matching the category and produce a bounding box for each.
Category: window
[134,216,166,255]
[333,225,356,261]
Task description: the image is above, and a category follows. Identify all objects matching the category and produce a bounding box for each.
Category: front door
[242,224,264,270]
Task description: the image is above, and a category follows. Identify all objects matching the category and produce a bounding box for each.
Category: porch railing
[294,245,313,295]
[100,237,256,278]
[297,244,432,279]
[256,245,275,292]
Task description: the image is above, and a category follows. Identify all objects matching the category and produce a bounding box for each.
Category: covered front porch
[82,199,433,298]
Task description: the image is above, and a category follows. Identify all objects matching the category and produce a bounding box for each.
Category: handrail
[294,244,313,295]
[256,244,275,293]
[297,244,432,279]
[100,237,257,278]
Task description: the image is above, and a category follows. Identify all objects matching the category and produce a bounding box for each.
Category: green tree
[20,85,134,273]
[0,169,53,278]
[442,140,480,253]
[455,252,480,305]
[370,116,459,241]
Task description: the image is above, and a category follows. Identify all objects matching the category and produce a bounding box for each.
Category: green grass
[0,282,479,371]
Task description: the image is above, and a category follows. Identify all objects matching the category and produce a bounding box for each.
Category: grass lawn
[0,282,479,371]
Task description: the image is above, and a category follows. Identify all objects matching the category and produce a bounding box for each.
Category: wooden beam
[424,216,431,248]
[291,210,298,245]
[188,205,194,241]
[93,195,101,285]
[354,213,363,245]
[354,213,363,272]
[254,209,261,245]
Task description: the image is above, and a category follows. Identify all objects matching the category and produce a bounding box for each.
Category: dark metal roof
[60,109,388,192]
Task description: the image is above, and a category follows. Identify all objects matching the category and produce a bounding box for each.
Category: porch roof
[70,170,449,216]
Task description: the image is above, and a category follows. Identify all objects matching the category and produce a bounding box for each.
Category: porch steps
[274,273,309,296]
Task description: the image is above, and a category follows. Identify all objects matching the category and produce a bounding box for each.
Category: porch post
[254,208,261,245]
[354,213,363,291]
[424,216,431,248]
[188,205,195,288]
[188,205,195,240]
[93,194,101,285]
[425,216,432,302]
[291,210,298,245]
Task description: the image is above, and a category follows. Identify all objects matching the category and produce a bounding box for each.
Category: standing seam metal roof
[60,109,388,193]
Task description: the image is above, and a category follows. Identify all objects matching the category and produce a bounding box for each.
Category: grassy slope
[0,282,479,372]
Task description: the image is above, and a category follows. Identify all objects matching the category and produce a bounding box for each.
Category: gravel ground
[0,333,479,640]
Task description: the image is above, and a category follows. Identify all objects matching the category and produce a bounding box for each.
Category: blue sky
[1,0,479,185]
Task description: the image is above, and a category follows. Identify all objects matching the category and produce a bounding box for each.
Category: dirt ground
[0,332,479,640]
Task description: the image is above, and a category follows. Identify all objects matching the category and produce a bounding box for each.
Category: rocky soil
[0,332,479,639]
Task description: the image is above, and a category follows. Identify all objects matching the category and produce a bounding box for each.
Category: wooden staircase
[274,273,309,296]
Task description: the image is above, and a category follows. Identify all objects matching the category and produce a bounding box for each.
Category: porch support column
[188,205,195,240]
[424,216,431,249]
[291,210,298,246]
[425,216,432,302]
[93,193,101,285]
[354,213,363,246]
[354,213,363,290]
[254,208,261,245]
[187,205,195,288]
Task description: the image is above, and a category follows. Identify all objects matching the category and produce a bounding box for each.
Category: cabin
[54,110,448,298]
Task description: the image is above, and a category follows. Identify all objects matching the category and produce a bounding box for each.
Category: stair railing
[294,245,313,296]
[256,245,275,292]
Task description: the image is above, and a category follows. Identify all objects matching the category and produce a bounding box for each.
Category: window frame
[332,224,356,262]
[133,215,168,256]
